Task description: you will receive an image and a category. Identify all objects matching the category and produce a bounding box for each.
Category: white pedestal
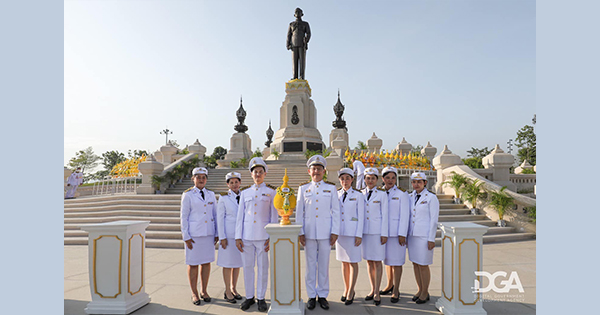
[265,223,304,315]
[80,221,151,314]
[436,222,489,315]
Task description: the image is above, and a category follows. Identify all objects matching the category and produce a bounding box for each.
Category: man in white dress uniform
[296,155,340,310]
[235,157,278,312]
[352,158,366,190]
[65,167,83,199]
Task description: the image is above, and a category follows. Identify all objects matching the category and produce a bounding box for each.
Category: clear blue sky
[64,0,535,170]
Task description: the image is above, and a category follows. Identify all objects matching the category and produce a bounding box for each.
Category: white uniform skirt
[185,236,216,266]
[384,238,407,266]
[336,235,362,263]
[217,238,243,268]
[407,235,434,266]
[362,234,385,261]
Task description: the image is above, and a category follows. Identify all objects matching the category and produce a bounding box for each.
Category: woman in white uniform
[180,167,219,305]
[217,172,244,303]
[407,172,439,304]
[335,168,364,306]
[379,166,410,303]
[361,167,388,306]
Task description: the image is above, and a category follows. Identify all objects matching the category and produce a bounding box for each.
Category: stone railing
[510,173,536,193]
[92,175,142,196]
[441,165,536,233]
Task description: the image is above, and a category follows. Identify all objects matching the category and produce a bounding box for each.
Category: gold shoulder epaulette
[325,180,337,186]
[299,181,311,186]
[428,190,436,195]
[266,183,277,190]
[378,186,386,191]
[399,187,406,192]
[184,186,194,193]
[240,185,252,191]
[219,191,228,196]
[338,187,343,191]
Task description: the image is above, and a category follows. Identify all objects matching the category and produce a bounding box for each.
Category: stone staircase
[64,177,535,249]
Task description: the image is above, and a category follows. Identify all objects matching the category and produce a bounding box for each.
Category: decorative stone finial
[234,96,248,133]
[265,120,274,147]
[491,144,504,154]
[332,90,347,130]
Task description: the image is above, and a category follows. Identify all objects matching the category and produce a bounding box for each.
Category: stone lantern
[482,144,516,191]
[432,145,463,194]
[395,137,412,156]
[421,141,437,163]
[366,132,383,153]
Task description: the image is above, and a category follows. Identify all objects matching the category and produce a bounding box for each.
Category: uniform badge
[351,217,358,221]
[208,202,214,205]
[323,190,331,193]
[262,193,271,197]
[349,198,356,201]
[420,200,427,204]
[392,197,399,200]
[373,200,380,204]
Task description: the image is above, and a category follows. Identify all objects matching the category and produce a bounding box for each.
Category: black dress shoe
[240,297,255,311]
[380,286,394,295]
[390,296,399,303]
[234,293,243,300]
[340,295,346,302]
[224,293,237,304]
[201,294,211,302]
[374,298,381,306]
[318,297,330,310]
[191,295,201,306]
[344,292,355,305]
[257,299,268,312]
[365,294,374,301]
[412,295,419,302]
[307,298,316,310]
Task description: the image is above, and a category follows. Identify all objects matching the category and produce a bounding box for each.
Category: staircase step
[64,210,180,218]
[65,216,181,224]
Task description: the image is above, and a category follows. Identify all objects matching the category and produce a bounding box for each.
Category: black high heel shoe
[415,294,430,304]
[191,295,202,305]
[341,295,346,302]
[224,293,237,304]
[365,293,374,301]
[390,295,400,303]
[233,293,243,300]
[345,292,355,305]
[374,297,381,306]
[380,285,394,295]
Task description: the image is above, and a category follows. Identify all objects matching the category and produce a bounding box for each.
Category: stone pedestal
[330,134,348,158]
[270,80,325,159]
[265,223,304,315]
[366,132,383,153]
[432,145,463,194]
[137,155,164,194]
[482,144,516,192]
[325,151,344,177]
[329,128,348,152]
[80,221,151,314]
[436,222,489,315]
[218,132,253,168]
[514,160,533,174]
[159,143,178,165]
[262,147,271,159]
[395,137,412,156]
[421,142,438,166]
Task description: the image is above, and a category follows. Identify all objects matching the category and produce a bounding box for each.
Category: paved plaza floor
[65,240,535,315]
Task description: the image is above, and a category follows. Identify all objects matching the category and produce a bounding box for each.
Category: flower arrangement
[110,154,147,178]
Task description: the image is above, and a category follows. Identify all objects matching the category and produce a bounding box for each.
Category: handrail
[92,174,142,196]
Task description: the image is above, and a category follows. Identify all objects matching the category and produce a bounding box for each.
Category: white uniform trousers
[65,185,78,198]
[355,175,365,190]
[304,238,331,298]
[241,239,269,299]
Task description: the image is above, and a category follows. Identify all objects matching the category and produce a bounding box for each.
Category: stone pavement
[65,240,535,315]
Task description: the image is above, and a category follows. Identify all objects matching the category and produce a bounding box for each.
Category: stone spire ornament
[332,89,347,130]
[265,120,274,147]
[234,96,248,133]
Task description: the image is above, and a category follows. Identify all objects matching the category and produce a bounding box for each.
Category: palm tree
[442,172,469,202]
[462,179,486,213]
[489,186,514,227]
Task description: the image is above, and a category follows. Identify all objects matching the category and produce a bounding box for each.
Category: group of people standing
[179,155,439,312]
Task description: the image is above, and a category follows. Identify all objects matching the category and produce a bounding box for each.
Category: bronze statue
[287,8,311,80]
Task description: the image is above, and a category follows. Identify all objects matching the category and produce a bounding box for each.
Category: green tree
[252,147,263,158]
[515,125,536,165]
[68,147,100,175]
[466,147,491,159]
[127,149,148,159]
[463,157,484,169]
[102,150,126,171]
[211,146,228,160]
[354,141,367,150]
[411,145,423,157]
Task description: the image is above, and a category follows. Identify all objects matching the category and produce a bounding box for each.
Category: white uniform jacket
[296,180,341,239]
[362,187,389,237]
[353,161,365,176]
[408,188,440,242]
[67,173,79,186]
[217,190,240,240]
[337,188,365,238]
[180,187,217,241]
[386,186,410,238]
[235,183,278,241]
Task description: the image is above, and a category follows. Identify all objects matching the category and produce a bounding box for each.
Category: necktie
[200,190,205,200]
[343,191,348,202]
[386,190,389,195]
[415,194,421,205]
[367,190,373,201]
[236,195,240,204]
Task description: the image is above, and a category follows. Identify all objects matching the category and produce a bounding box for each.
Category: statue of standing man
[287,8,311,80]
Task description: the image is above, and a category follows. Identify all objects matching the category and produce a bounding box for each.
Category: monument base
[436,298,487,315]
[218,132,252,168]
[268,301,305,315]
